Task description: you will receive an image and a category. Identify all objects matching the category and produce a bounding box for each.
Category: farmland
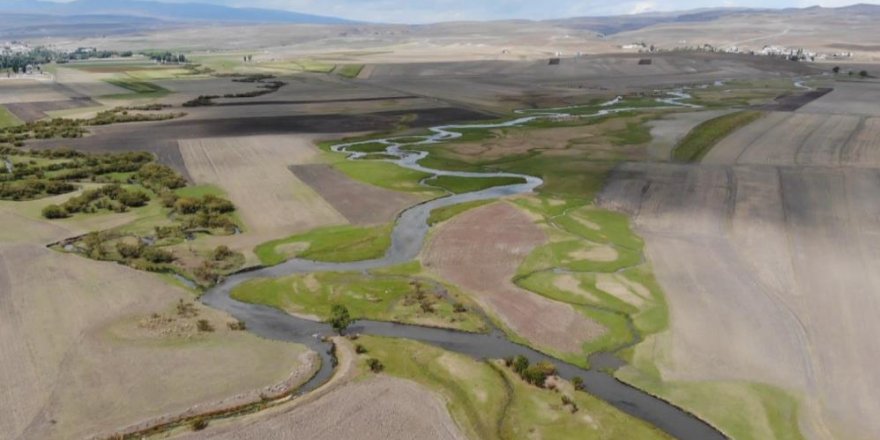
[3,13,879,440]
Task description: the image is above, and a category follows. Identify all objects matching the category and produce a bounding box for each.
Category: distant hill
[0,0,353,24]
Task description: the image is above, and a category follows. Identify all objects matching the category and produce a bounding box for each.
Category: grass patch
[610,120,653,145]
[427,200,493,225]
[231,268,487,332]
[428,175,527,194]
[254,224,391,266]
[356,336,670,440]
[344,142,389,153]
[673,111,764,162]
[335,64,364,78]
[174,184,227,199]
[0,105,22,128]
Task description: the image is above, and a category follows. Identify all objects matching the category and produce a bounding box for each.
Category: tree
[571,376,585,391]
[860,70,869,78]
[366,358,384,373]
[328,304,352,334]
[832,66,840,74]
[212,245,234,261]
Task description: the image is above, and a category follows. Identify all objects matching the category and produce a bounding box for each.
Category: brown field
[422,202,605,354]
[0,78,70,103]
[179,376,464,440]
[179,135,347,242]
[0,237,316,440]
[54,66,130,97]
[291,164,421,224]
[703,110,880,168]
[601,142,880,438]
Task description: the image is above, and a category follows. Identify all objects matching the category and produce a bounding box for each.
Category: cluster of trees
[1,47,135,72]
[162,192,238,233]
[135,163,187,192]
[43,184,150,218]
[505,355,557,388]
[0,180,75,201]
[832,66,870,77]
[142,51,187,64]
[182,75,285,106]
[1,108,183,145]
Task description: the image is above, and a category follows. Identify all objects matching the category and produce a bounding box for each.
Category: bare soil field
[797,81,880,116]
[53,66,130,97]
[600,160,880,440]
[704,111,880,167]
[422,202,606,354]
[0,239,316,440]
[5,97,97,122]
[28,107,491,174]
[179,135,347,243]
[0,78,70,103]
[646,109,735,160]
[178,376,465,440]
[290,163,421,224]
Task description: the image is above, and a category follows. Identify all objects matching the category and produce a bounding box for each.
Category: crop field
[703,111,880,167]
[290,164,421,224]
[599,89,880,439]
[179,135,347,244]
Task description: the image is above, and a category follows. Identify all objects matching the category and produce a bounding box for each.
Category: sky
[51,0,880,23]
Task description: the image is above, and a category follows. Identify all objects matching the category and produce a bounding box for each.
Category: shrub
[355,344,368,354]
[571,376,585,391]
[196,319,214,332]
[366,358,384,373]
[42,204,69,219]
[212,245,234,261]
[227,320,247,331]
[191,418,209,431]
[115,241,143,259]
[142,246,174,263]
[136,163,187,191]
[117,190,149,207]
[512,355,529,375]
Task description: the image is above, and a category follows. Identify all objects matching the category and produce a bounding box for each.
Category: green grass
[254,224,392,266]
[620,366,804,440]
[673,111,764,162]
[610,120,653,145]
[230,268,487,332]
[335,64,365,78]
[174,184,227,198]
[103,77,171,99]
[0,105,22,128]
[427,200,493,225]
[428,175,527,194]
[343,142,389,153]
[356,336,670,440]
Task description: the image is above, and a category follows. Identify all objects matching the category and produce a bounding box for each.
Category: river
[201,92,726,440]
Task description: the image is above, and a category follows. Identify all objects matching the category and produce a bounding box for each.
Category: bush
[227,320,247,331]
[142,246,174,263]
[115,241,143,259]
[42,204,70,219]
[191,418,209,431]
[571,376,585,391]
[366,358,384,373]
[512,355,529,375]
[136,163,187,191]
[196,319,214,332]
[117,190,149,207]
[355,344,368,354]
[212,245,234,261]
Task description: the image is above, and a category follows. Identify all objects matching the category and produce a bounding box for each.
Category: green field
[673,111,764,162]
[0,105,22,128]
[231,267,487,332]
[254,224,392,266]
[428,175,527,194]
[335,64,365,78]
[356,336,670,440]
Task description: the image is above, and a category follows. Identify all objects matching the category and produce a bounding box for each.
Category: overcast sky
[56,0,880,23]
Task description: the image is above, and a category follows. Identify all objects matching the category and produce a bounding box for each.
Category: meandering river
[201,93,726,440]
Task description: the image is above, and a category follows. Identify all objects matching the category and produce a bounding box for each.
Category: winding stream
[201,93,726,440]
